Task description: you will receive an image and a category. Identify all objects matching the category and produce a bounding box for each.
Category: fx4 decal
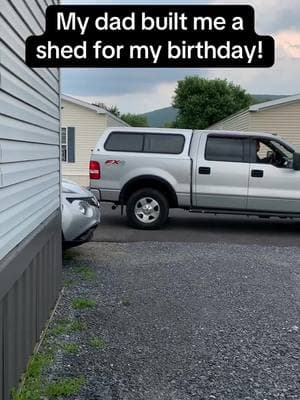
[105,160,125,166]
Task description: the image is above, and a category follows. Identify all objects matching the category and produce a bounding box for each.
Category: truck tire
[126,188,169,229]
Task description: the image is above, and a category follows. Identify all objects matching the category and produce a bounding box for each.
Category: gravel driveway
[39,241,300,400]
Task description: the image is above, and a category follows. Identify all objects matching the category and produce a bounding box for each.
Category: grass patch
[61,343,79,354]
[64,278,78,287]
[51,319,86,336]
[11,353,52,400]
[72,297,96,310]
[89,336,107,349]
[45,376,85,397]
[74,265,97,281]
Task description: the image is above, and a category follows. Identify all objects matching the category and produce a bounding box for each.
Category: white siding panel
[27,0,47,31]
[1,69,59,118]
[1,43,59,105]
[0,172,59,213]
[8,0,44,35]
[0,185,58,238]
[0,115,59,145]
[1,0,60,261]
[0,140,59,162]
[0,17,25,63]
[0,92,59,132]
[0,197,59,261]
[0,159,59,187]
[0,7,59,90]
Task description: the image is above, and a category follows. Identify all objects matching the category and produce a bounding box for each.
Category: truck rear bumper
[90,188,120,203]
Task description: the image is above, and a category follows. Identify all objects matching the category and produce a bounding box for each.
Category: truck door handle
[251,169,264,178]
[199,167,211,175]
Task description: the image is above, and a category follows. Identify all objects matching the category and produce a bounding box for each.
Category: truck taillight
[89,161,101,180]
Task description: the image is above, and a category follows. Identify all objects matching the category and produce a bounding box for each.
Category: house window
[61,127,75,163]
[61,127,68,162]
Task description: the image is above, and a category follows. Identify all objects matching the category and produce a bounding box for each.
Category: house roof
[249,94,300,112]
[61,94,129,126]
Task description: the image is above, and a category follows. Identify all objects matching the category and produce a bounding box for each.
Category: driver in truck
[255,139,292,168]
[256,140,269,163]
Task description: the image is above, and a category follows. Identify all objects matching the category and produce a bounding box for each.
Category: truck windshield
[271,140,294,160]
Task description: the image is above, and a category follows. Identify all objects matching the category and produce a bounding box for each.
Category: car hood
[62,179,93,198]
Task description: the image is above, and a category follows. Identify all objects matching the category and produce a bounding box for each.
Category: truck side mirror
[293,152,300,170]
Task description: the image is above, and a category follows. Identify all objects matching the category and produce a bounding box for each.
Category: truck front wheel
[126,188,169,229]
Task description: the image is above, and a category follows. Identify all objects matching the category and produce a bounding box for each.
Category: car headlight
[78,201,89,215]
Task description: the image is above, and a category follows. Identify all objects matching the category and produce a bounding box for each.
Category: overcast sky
[62,0,300,113]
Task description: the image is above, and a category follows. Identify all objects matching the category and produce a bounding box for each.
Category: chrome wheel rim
[134,197,160,224]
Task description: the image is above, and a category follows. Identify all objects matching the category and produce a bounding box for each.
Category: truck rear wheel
[126,188,169,229]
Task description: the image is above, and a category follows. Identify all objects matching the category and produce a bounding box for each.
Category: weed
[72,297,96,310]
[11,353,52,400]
[45,376,85,397]
[51,319,86,336]
[89,336,107,349]
[61,343,79,353]
[74,265,97,281]
[64,278,78,287]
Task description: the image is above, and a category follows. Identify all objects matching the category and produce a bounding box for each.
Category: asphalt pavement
[94,203,300,247]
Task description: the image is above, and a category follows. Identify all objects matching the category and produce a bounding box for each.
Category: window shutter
[67,127,75,163]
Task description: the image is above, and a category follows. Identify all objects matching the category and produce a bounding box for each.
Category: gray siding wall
[1,0,60,260]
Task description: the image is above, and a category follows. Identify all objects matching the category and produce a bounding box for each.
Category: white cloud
[206,27,300,95]
[75,81,176,113]
[62,0,300,112]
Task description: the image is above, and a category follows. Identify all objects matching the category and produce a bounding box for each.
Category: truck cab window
[205,136,246,162]
[253,139,293,168]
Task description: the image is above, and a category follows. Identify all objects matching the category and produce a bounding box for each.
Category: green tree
[172,77,252,129]
[163,121,176,128]
[93,102,121,118]
[121,113,148,127]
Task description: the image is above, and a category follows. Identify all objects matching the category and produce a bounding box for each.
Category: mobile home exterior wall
[0,1,61,398]
[207,96,300,148]
[61,96,128,186]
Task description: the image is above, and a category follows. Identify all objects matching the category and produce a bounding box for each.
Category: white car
[62,179,100,248]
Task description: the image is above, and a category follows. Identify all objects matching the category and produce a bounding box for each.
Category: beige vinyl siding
[62,99,128,185]
[250,102,300,147]
[106,114,128,127]
[0,0,60,260]
[208,110,250,131]
[62,100,106,185]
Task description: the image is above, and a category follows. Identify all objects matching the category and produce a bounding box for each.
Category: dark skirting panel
[0,210,62,400]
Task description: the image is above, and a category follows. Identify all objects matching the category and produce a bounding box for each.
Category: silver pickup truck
[90,127,300,229]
